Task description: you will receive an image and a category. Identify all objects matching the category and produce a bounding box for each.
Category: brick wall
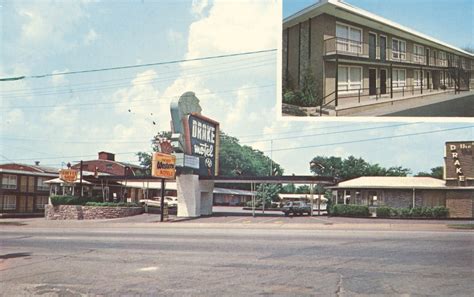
[45,205,143,220]
[446,191,474,218]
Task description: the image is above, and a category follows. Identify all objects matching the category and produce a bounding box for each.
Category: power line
[4,125,472,162]
[0,49,277,82]
[1,123,417,145]
[263,125,474,153]
[0,84,275,111]
[1,53,275,96]
[1,57,275,99]
[239,122,422,144]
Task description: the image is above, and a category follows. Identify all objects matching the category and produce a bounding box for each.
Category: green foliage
[399,208,412,218]
[256,184,281,207]
[309,155,411,180]
[331,204,370,217]
[50,195,103,206]
[415,166,444,179]
[432,206,449,218]
[280,183,296,194]
[295,185,310,194]
[282,67,321,107]
[218,132,284,177]
[376,207,392,218]
[376,206,449,218]
[85,202,139,207]
[136,131,284,181]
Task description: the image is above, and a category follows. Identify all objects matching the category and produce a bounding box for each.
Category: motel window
[392,38,406,60]
[414,70,423,87]
[1,195,17,210]
[392,69,406,88]
[438,51,447,66]
[1,174,17,189]
[338,66,362,92]
[35,196,49,210]
[336,23,362,54]
[413,44,424,64]
[37,177,50,191]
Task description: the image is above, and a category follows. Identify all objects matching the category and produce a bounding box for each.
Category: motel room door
[369,69,377,95]
[380,69,387,94]
[369,33,376,60]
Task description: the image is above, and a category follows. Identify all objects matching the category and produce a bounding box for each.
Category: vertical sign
[185,114,220,176]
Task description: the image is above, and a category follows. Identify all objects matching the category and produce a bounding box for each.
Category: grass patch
[448,224,474,230]
[0,222,27,226]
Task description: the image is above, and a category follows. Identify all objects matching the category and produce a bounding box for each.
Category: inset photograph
[282,0,474,117]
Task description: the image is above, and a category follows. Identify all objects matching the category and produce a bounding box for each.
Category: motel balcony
[323,37,470,70]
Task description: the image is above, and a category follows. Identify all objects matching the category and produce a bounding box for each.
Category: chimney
[35,161,40,166]
[98,151,115,161]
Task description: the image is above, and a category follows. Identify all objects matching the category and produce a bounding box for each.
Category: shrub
[421,207,434,218]
[50,195,104,206]
[410,207,425,217]
[432,206,449,218]
[85,202,138,207]
[331,204,370,217]
[398,208,412,218]
[376,207,392,218]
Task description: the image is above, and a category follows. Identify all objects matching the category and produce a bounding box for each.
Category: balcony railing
[324,37,468,69]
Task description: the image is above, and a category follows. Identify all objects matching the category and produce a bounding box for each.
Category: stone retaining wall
[45,205,144,220]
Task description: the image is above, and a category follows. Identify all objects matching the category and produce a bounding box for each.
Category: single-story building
[329,176,474,218]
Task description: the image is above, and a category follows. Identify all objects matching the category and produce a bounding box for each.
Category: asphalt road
[1,226,473,296]
[386,94,474,116]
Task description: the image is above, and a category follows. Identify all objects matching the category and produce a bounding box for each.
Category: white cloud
[186,0,278,58]
[16,0,92,52]
[84,28,99,45]
[191,0,209,17]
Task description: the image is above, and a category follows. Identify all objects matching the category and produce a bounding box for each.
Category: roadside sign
[59,169,78,183]
[152,152,176,179]
[174,153,200,169]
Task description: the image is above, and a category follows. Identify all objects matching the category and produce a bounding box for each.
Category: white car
[140,196,178,208]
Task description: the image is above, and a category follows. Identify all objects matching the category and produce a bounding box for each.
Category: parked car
[140,196,178,208]
[281,201,311,216]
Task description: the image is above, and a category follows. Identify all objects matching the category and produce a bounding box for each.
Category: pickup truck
[281,201,311,216]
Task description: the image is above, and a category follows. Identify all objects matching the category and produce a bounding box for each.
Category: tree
[309,155,411,181]
[256,184,281,207]
[415,166,443,179]
[136,131,284,178]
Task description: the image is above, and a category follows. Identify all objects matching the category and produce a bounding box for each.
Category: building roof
[284,0,473,58]
[330,176,460,190]
[0,163,60,176]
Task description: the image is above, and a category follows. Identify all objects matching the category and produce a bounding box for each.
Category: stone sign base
[45,205,144,220]
[176,174,214,217]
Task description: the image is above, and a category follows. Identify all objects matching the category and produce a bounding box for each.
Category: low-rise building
[329,141,474,218]
[0,163,58,217]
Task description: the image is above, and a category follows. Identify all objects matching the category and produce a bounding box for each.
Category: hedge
[85,202,138,207]
[50,195,103,206]
[331,204,370,217]
[376,206,449,219]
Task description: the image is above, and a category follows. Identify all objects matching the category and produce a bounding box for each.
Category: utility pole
[79,160,83,198]
[160,178,166,222]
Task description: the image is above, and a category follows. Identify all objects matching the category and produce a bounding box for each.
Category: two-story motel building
[283,0,474,114]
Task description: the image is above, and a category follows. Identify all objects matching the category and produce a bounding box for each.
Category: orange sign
[152,152,176,179]
[59,169,78,183]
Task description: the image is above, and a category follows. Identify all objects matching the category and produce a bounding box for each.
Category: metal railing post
[358,89,361,103]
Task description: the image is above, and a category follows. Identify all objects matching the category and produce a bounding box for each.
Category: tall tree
[415,166,443,179]
[136,131,284,177]
[309,155,411,181]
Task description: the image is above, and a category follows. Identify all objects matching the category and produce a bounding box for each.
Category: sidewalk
[1,214,472,232]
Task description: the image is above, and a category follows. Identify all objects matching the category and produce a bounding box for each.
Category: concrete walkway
[347,91,474,116]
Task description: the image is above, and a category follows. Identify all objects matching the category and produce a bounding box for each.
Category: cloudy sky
[1,0,473,177]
